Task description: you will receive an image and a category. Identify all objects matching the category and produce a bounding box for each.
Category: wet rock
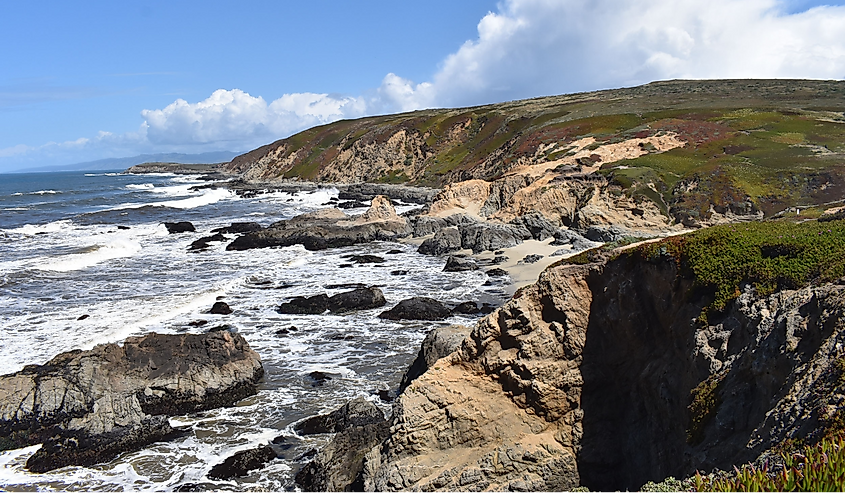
[490,254,509,264]
[164,221,195,234]
[344,254,385,264]
[274,326,297,336]
[209,301,233,315]
[294,397,384,436]
[211,222,263,234]
[0,332,263,472]
[187,320,208,327]
[386,249,403,254]
[337,200,369,209]
[77,314,89,321]
[443,255,478,272]
[486,267,509,277]
[324,283,367,290]
[207,325,232,333]
[295,421,389,492]
[399,325,472,393]
[308,371,331,386]
[518,254,544,265]
[417,227,462,256]
[277,294,329,315]
[451,301,479,315]
[378,297,452,321]
[207,444,277,480]
[190,233,228,250]
[117,225,130,230]
[390,270,409,276]
[327,287,386,313]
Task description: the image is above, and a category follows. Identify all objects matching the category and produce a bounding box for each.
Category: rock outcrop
[378,297,452,321]
[227,195,411,251]
[309,247,845,491]
[0,331,264,472]
[398,325,472,393]
[294,397,384,436]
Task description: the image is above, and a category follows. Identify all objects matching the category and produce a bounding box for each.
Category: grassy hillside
[226,79,845,219]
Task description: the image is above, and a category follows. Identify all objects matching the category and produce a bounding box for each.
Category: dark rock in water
[480,303,496,314]
[0,331,263,472]
[412,215,447,237]
[324,283,367,290]
[486,267,509,277]
[296,421,389,492]
[77,314,89,321]
[327,287,386,313]
[509,211,558,241]
[117,225,130,230]
[339,263,353,268]
[390,270,408,276]
[164,221,196,234]
[210,301,233,315]
[294,396,384,436]
[375,389,394,403]
[417,227,461,255]
[344,254,385,264]
[308,371,331,386]
[207,444,277,480]
[277,294,329,315]
[174,482,205,492]
[188,320,208,327]
[443,255,478,272]
[189,233,228,250]
[378,297,451,321]
[451,301,479,315]
[518,254,544,264]
[207,325,232,333]
[337,200,369,209]
[399,325,472,393]
[275,326,297,336]
[386,249,403,254]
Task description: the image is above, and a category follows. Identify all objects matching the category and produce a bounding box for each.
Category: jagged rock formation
[306,245,845,491]
[227,195,411,251]
[0,331,264,472]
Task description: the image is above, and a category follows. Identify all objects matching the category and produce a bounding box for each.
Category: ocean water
[0,171,506,491]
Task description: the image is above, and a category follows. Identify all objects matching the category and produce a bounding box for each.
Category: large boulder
[226,196,411,251]
[294,397,384,435]
[443,255,478,272]
[509,211,559,241]
[417,227,462,256]
[378,297,452,321]
[211,222,263,234]
[277,294,330,315]
[164,221,195,234]
[0,332,263,472]
[459,222,530,253]
[207,445,278,480]
[412,215,447,237]
[328,287,387,313]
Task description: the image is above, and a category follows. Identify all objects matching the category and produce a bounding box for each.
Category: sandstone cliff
[300,221,845,491]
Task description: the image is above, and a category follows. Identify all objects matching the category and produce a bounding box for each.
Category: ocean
[0,171,504,490]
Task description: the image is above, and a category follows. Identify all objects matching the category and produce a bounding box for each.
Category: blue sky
[2,0,844,171]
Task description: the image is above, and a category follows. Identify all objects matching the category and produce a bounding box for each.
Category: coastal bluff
[300,235,845,491]
[0,331,264,472]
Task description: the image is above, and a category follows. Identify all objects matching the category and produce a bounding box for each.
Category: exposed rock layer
[0,331,264,472]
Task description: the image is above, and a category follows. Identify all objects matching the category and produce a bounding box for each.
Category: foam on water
[126,183,155,190]
[0,173,508,490]
[33,238,143,272]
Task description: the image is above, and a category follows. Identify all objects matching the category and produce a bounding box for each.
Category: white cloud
[386,0,845,109]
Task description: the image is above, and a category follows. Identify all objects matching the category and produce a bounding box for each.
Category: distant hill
[14,151,240,173]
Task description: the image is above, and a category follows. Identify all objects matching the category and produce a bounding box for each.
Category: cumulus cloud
[141,89,367,146]
[387,0,845,109]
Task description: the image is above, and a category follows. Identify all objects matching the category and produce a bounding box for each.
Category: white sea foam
[3,207,29,211]
[126,183,155,190]
[5,219,73,235]
[109,187,236,211]
[33,238,142,272]
[29,190,60,195]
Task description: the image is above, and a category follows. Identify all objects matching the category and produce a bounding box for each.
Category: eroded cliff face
[360,252,845,491]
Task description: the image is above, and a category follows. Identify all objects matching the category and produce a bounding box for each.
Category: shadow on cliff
[575,253,840,491]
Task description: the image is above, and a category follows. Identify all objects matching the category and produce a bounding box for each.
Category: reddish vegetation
[651,119,734,147]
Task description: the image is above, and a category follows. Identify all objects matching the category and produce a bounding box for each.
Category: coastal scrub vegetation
[635,217,845,323]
